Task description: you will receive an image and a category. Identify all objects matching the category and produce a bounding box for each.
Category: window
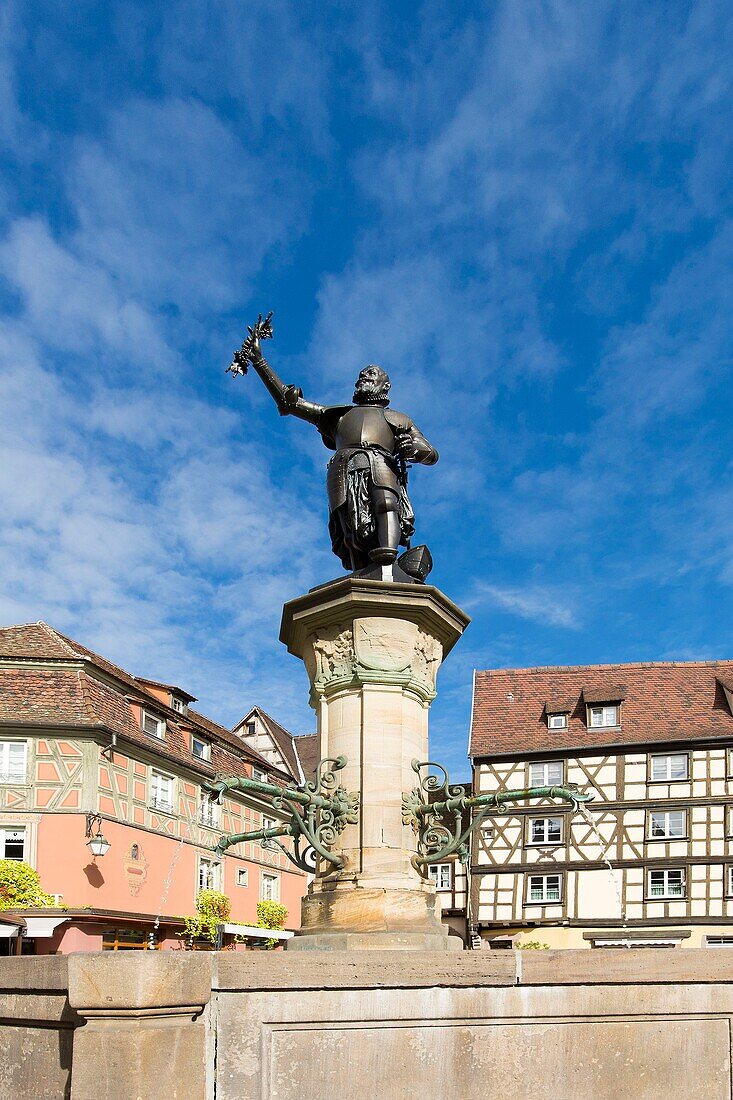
[252,767,267,783]
[547,713,568,730]
[142,710,165,740]
[261,872,280,901]
[262,814,276,832]
[1,826,25,861]
[650,754,688,782]
[150,771,174,812]
[648,868,685,898]
[102,928,154,951]
[236,868,249,888]
[648,810,686,839]
[198,856,220,891]
[171,696,187,715]
[529,817,562,845]
[428,863,452,891]
[527,874,562,903]
[0,741,27,784]
[199,792,218,827]
[588,705,619,728]
[707,936,733,947]
[529,760,564,787]
[727,866,733,896]
[191,735,210,762]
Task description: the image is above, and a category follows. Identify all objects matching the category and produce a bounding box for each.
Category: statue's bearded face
[353,365,391,406]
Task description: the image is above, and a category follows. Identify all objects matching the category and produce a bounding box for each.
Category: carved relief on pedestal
[304,616,445,700]
[353,617,416,674]
[304,624,355,691]
[412,629,443,693]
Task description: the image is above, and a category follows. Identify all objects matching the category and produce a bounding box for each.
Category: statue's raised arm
[227,312,438,583]
[227,312,325,425]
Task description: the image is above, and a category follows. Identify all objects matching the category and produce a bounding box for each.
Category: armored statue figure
[228,314,438,578]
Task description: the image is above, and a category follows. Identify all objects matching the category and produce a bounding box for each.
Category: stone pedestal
[280,577,469,950]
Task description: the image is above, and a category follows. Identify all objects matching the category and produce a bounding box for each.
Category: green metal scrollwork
[204,756,359,873]
[403,759,594,873]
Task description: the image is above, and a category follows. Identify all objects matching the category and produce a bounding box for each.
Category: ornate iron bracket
[204,756,359,874]
[402,758,594,873]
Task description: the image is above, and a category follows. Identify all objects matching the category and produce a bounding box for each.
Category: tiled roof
[470,660,733,759]
[0,621,291,785]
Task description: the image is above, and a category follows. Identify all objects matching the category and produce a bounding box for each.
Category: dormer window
[583,686,625,729]
[141,710,165,739]
[171,696,188,715]
[252,767,267,783]
[191,735,210,762]
[547,713,568,730]
[588,704,619,728]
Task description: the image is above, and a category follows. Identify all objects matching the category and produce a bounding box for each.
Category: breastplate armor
[333,406,395,451]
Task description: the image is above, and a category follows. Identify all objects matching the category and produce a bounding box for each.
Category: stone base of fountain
[280,576,470,950]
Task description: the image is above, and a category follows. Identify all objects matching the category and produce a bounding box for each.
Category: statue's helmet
[353,364,391,406]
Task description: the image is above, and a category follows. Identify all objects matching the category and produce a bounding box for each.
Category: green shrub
[256,900,288,949]
[516,939,550,950]
[181,889,232,945]
[0,860,54,910]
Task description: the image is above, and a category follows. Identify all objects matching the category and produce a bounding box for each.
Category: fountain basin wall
[3,949,733,1098]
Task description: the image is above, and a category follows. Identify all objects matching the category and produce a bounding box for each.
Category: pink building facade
[0,623,310,953]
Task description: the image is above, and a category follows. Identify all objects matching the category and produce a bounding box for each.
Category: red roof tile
[470,660,733,759]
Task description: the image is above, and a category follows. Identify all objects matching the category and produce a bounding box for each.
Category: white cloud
[469,581,579,629]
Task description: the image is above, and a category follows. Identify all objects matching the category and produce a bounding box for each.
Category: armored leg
[369,487,400,563]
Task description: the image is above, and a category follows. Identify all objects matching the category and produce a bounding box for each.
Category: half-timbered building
[469,660,733,949]
[0,621,310,954]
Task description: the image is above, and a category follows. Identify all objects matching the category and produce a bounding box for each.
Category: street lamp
[85,813,110,858]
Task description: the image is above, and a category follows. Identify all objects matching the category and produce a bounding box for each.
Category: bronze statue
[227,314,438,581]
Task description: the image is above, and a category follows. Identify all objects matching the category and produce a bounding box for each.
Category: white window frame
[0,825,26,861]
[252,767,268,783]
[428,863,452,891]
[647,868,685,899]
[588,704,619,728]
[199,791,219,827]
[236,868,249,888]
[527,874,562,904]
[0,740,28,784]
[648,810,686,840]
[171,696,188,715]
[191,735,211,762]
[727,866,733,897]
[547,713,568,730]
[260,872,280,901]
[198,856,220,892]
[141,710,166,740]
[529,760,564,787]
[150,770,175,813]
[650,753,688,782]
[528,817,563,846]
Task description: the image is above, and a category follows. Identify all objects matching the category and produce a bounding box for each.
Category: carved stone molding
[303,616,443,703]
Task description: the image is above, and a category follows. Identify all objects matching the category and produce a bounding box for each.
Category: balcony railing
[150,796,174,813]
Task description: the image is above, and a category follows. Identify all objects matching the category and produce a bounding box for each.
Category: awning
[591,938,679,948]
[0,924,19,939]
[221,923,294,941]
[23,917,68,938]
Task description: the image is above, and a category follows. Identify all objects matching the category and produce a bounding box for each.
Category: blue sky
[1,2,731,779]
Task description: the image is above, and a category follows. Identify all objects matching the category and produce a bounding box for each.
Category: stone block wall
[2,949,733,1099]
